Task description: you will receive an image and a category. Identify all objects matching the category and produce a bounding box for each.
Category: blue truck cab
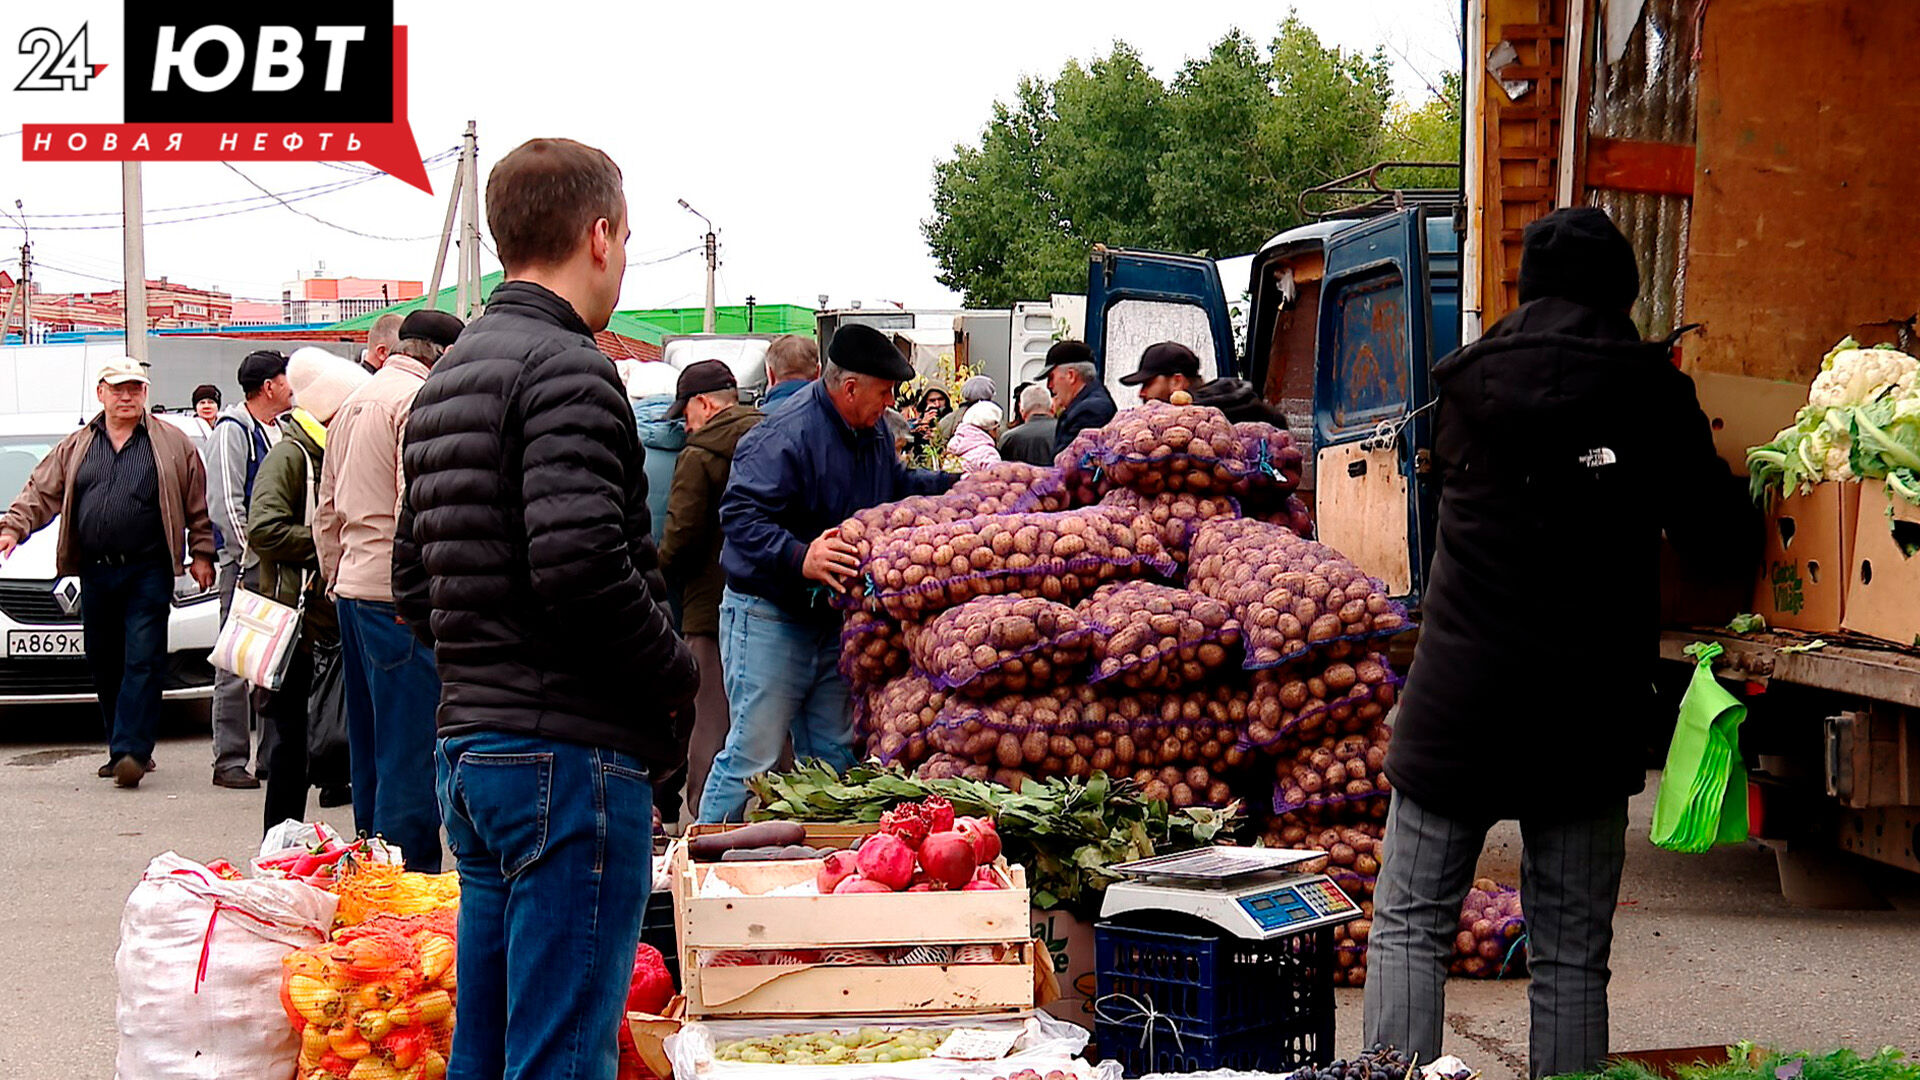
[1085,206,1460,609]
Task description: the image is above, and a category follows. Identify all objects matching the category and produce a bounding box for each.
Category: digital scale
[1099,846,1360,940]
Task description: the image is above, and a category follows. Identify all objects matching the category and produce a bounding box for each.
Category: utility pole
[745,294,756,333]
[678,198,717,333]
[461,123,482,320]
[1,200,27,344]
[452,123,478,320]
[428,122,472,312]
[122,164,148,361]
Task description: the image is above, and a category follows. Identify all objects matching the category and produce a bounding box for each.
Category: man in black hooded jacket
[1363,207,1755,1078]
[393,138,698,1079]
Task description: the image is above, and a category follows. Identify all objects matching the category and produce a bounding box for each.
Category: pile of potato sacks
[835,401,1407,835]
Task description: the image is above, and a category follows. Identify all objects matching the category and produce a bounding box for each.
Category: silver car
[0,413,221,705]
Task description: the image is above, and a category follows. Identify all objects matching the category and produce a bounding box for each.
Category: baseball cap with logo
[666,359,739,420]
[96,356,151,386]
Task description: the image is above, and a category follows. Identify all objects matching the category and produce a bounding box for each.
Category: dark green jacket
[660,404,763,636]
[247,413,337,643]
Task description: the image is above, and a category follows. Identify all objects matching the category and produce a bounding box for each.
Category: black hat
[1517,207,1640,312]
[1042,339,1096,370]
[399,309,465,348]
[1120,341,1202,386]
[237,350,288,395]
[826,323,916,382]
[665,359,738,420]
[191,383,222,406]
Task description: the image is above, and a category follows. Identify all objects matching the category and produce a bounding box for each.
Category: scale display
[1101,847,1361,940]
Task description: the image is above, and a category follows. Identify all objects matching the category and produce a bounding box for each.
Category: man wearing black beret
[702,323,956,821]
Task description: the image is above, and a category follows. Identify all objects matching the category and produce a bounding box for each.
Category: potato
[1187,519,1410,668]
[910,594,1094,697]
[838,610,909,691]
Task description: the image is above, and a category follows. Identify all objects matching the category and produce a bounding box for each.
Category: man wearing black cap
[1363,207,1754,1077]
[1122,340,1284,426]
[1041,339,1117,458]
[315,307,464,872]
[205,349,294,789]
[658,360,765,821]
[702,323,955,821]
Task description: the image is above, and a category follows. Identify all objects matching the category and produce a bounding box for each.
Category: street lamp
[678,198,718,333]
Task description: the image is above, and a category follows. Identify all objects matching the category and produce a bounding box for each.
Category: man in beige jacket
[315,308,462,868]
[0,358,216,787]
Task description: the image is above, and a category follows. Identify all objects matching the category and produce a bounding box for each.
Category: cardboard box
[1030,905,1096,1024]
[1692,371,1807,475]
[669,824,1036,1018]
[1842,480,1920,646]
[1754,483,1861,631]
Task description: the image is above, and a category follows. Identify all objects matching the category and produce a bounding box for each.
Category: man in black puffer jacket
[1363,207,1756,1078]
[393,137,697,1080]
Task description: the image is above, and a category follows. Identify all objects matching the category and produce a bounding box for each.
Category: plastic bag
[911,594,1099,697]
[115,852,338,1080]
[307,640,350,791]
[281,910,458,1079]
[667,1011,1092,1080]
[1078,581,1241,691]
[1187,518,1410,669]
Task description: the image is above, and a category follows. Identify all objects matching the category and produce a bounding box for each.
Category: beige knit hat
[287,347,370,424]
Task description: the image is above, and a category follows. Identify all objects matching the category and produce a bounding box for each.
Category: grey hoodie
[204,401,282,567]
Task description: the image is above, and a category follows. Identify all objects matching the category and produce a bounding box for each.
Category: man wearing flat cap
[1123,340,1284,426]
[658,359,766,821]
[1041,339,1118,458]
[315,307,464,871]
[0,358,215,787]
[702,323,956,821]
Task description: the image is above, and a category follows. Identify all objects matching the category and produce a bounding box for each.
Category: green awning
[324,273,674,344]
[618,303,817,337]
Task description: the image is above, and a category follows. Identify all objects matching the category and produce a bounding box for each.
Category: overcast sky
[0,1,1460,315]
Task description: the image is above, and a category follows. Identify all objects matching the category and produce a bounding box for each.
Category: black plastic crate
[1095,919,1333,1039]
[1096,1015,1327,1075]
[640,889,680,989]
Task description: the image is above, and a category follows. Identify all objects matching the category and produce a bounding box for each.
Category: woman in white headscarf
[947,401,1004,474]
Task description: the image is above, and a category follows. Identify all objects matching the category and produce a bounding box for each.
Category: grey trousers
[210,561,272,773]
[1363,790,1629,1079]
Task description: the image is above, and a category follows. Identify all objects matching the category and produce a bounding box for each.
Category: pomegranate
[907,882,938,892]
[916,831,979,890]
[879,804,930,849]
[954,817,1002,863]
[921,795,956,833]
[962,878,1005,891]
[815,850,858,894]
[854,832,916,890]
[833,875,894,894]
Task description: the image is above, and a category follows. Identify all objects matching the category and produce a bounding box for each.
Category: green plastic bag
[1651,642,1749,852]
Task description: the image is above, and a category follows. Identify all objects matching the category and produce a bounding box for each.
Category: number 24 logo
[17,25,103,92]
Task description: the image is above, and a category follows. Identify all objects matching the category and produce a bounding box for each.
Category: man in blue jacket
[701,324,955,821]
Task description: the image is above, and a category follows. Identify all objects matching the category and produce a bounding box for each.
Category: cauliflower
[1808,343,1918,407]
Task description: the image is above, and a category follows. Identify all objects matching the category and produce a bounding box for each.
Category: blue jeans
[697,588,853,823]
[79,560,172,762]
[437,731,653,1080]
[337,597,444,873]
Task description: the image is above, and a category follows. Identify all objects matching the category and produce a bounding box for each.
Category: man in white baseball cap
[0,357,216,787]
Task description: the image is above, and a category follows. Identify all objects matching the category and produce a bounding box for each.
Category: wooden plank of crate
[681,861,1030,949]
[690,946,1036,1017]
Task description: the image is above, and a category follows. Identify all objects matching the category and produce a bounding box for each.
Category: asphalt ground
[1,711,1916,1078]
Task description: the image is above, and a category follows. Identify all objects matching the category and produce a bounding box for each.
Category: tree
[1382,70,1464,189]
[924,17,1412,307]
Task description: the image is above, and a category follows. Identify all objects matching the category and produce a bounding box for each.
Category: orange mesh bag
[281,909,458,1080]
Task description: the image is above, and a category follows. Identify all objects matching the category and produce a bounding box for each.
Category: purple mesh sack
[909,594,1099,697]
[1077,581,1242,691]
[1187,518,1411,669]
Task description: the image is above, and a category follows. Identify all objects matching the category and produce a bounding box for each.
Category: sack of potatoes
[838,610,909,691]
[1098,489,1241,565]
[1187,518,1408,669]
[1270,722,1393,823]
[1079,581,1242,691]
[1242,652,1398,752]
[910,594,1097,697]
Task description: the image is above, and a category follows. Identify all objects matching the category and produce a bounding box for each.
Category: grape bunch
[1291,1044,1417,1080]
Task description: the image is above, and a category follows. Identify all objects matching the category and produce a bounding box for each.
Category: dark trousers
[337,597,444,872]
[78,561,173,763]
[262,644,314,833]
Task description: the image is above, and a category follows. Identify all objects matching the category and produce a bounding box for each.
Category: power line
[632,245,703,267]
[219,162,442,242]
[15,149,458,219]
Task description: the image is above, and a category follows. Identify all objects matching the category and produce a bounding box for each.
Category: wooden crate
[670,824,1037,1018]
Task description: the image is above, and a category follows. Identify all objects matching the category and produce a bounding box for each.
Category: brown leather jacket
[0,413,216,575]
